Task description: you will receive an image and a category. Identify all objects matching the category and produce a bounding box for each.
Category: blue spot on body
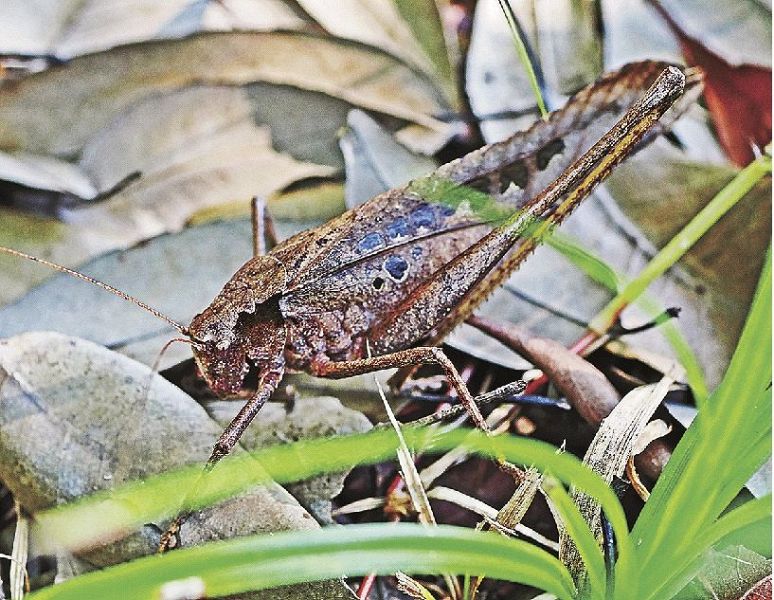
[410,205,436,229]
[357,232,384,253]
[439,203,456,216]
[411,246,423,259]
[384,255,409,281]
[386,217,410,239]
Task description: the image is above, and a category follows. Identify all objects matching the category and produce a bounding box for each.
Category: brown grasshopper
[1,61,697,482]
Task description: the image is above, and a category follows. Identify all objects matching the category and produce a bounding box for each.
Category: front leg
[208,367,284,466]
[313,346,490,434]
[159,367,283,552]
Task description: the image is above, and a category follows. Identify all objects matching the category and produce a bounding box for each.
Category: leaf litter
[0,2,770,598]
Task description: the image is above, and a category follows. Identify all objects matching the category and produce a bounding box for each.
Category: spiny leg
[251,196,278,257]
[317,350,526,486]
[313,346,490,434]
[208,368,283,465]
[403,379,527,429]
[159,369,282,552]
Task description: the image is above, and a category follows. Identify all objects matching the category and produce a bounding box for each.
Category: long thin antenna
[0,246,189,335]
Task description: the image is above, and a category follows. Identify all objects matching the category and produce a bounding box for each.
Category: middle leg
[313,346,490,433]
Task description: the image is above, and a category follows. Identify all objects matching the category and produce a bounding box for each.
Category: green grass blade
[546,231,709,401]
[25,524,575,600]
[546,232,622,292]
[644,496,772,600]
[543,476,606,600]
[624,248,772,600]
[701,495,773,550]
[589,153,772,336]
[33,428,631,574]
[632,294,710,402]
[496,0,548,118]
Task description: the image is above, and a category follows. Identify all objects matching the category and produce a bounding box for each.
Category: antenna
[0,246,189,336]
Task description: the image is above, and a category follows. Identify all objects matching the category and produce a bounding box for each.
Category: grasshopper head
[190,336,251,396]
[188,256,288,396]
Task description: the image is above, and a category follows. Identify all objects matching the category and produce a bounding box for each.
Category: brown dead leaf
[0,32,448,156]
[0,0,307,58]
[469,316,619,425]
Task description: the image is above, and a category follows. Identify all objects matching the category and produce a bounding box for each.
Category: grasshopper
[1,61,697,485]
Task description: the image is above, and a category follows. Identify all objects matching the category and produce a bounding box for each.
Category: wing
[275,61,700,364]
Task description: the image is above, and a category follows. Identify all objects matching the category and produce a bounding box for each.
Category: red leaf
[651,2,772,166]
[680,39,771,166]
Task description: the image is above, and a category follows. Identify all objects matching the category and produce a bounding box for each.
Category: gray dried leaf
[632,419,672,455]
[602,0,682,68]
[0,151,96,198]
[341,110,437,209]
[559,379,672,583]
[0,0,307,59]
[296,0,439,80]
[654,0,772,68]
[531,0,604,94]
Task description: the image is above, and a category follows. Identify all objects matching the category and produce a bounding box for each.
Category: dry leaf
[0,331,351,598]
[469,317,620,426]
[0,151,96,199]
[341,109,438,208]
[0,32,448,156]
[0,104,333,305]
[296,0,438,80]
[650,0,772,165]
[559,379,672,583]
[0,0,306,58]
[650,0,771,68]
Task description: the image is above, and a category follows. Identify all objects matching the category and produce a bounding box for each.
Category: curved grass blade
[32,428,632,574]
[26,524,575,600]
[642,496,772,600]
[588,154,772,358]
[545,230,708,401]
[546,232,622,292]
[496,0,548,118]
[543,476,606,600]
[623,248,772,600]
